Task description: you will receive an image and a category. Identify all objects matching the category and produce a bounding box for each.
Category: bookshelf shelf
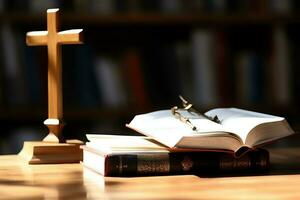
[61,13,300,25]
[0,108,132,121]
[2,13,300,25]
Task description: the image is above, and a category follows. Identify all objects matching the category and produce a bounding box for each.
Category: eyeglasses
[171,106,198,131]
[171,96,221,131]
[179,95,221,123]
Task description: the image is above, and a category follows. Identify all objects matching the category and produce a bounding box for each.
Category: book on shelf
[191,29,219,107]
[29,0,61,13]
[160,0,181,14]
[122,48,150,111]
[126,107,295,157]
[72,45,99,107]
[235,51,264,105]
[81,134,269,177]
[269,0,292,14]
[270,26,291,106]
[94,55,128,108]
[215,31,231,105]
[174,42,193,99]
[0,24,29,106]
[141,42,181,106]
[23,45,44,105]
[89,0,115,14]
[0,0,4,13]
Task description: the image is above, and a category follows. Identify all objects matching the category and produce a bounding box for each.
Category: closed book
[81,134,269,177]
[81,145,269,177]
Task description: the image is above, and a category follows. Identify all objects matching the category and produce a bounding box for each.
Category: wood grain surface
[0,153,299,200]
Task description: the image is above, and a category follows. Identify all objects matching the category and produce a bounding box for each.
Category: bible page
[205,108,285,143]
[127,110,228,148]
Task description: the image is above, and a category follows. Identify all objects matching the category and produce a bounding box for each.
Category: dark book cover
[105,150,269,176]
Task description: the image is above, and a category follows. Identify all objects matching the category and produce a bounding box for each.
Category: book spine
[104,150,269,176]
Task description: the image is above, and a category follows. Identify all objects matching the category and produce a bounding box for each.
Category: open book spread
[126,108,295,152]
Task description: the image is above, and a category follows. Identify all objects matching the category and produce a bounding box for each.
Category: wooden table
[0,153,300,200]
[1,133,300,200]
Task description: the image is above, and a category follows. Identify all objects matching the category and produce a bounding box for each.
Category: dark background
[0,0,299,154]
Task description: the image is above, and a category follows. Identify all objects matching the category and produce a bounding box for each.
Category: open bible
[126,108,295,155]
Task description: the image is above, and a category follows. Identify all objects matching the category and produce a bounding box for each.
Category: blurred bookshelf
[0,0,300,154]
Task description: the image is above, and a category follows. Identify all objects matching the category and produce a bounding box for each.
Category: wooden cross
[26,8,83,142]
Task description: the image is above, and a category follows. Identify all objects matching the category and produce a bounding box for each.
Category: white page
[128,110,228,147]
[205,108,284,143]
[86,134,165,149]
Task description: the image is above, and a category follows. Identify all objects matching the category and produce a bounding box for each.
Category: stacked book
[81,107,295,177]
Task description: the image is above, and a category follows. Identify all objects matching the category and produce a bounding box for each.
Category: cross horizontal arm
[58,29,83,44]
[26,31,48,46]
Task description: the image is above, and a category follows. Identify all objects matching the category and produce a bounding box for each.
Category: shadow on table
[198,133,300,178]
[265,133,300,175]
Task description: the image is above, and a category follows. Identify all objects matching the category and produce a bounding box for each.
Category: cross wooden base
[19,140,83,164]
[21,9,85,165]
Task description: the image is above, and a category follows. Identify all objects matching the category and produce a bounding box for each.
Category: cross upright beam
[26,8,83,142]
